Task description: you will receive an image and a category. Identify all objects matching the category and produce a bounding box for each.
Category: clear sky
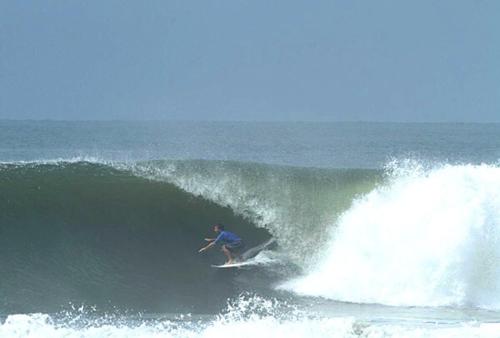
[1,0,499,122]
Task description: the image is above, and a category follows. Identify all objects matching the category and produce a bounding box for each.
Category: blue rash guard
[214,231,241,246]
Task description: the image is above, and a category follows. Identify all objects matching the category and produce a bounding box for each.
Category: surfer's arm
[204,238,216,242]
[198,241,216,253]
[199,233,224,252]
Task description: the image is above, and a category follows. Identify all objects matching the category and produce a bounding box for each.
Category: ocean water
[1,120,500,337]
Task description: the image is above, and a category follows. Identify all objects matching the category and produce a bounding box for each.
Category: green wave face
[0,161,381,313]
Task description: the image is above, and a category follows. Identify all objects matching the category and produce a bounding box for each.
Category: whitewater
[1,121,500,337]
[283,162,500,309]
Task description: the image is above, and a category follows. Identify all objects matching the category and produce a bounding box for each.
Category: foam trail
[283,164,500,309]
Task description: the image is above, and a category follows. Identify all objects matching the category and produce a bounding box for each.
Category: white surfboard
[211,260,253,269]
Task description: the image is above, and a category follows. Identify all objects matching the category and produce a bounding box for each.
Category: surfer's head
[213,224,224,232]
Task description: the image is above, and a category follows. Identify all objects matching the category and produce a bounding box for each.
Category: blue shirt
[214,231,241,245]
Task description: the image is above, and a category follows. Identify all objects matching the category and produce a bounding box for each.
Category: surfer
[198,224,244,264]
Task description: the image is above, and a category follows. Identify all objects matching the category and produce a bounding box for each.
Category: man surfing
[198,224,244,265]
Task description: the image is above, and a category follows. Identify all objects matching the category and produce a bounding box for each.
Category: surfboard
[211,261,252,269]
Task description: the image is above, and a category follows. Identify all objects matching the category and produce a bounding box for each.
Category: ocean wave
[4,158,500,312]
[0,161,273,313]
[283,162,500,309]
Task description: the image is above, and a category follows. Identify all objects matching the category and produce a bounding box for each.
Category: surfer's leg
[222,245,234,264]
[226,242,244,262]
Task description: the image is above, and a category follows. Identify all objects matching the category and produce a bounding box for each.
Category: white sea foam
[2,294,499,338]
[1,309,499,338]
[283,163,500,309]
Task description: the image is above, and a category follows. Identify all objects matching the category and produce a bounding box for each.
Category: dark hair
[214,223,225,231]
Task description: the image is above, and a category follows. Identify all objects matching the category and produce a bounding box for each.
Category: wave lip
[129,159,380,266]
[282,163,500,309]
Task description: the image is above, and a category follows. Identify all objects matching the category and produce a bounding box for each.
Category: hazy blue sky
[1,1,499,121]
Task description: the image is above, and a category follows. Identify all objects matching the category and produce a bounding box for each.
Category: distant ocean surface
[2,120,499,167]
[1,120,500,337]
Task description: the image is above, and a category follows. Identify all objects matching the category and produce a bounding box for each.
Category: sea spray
[283,163,500,309]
